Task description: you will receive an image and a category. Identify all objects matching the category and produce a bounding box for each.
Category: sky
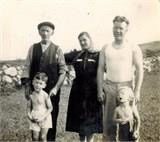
[0,0,160,60]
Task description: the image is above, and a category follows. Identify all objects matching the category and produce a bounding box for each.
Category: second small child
[113,86,140,142]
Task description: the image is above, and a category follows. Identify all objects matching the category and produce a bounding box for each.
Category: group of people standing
[22,15,143,142]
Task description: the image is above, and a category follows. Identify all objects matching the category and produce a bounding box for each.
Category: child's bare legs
[86,134,94,142]
[32,130,40,141]
[79,134,94,142]
[40,128,49,142]
[79,134,86,142]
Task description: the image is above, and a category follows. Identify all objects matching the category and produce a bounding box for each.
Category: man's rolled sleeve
[21,46,33,84]
[57,48,67,74]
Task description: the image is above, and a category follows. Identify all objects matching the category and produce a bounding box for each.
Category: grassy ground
[0,72,160,142]
[139,72,160,141]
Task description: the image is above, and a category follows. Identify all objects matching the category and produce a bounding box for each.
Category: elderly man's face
[39,26,54,42]
[113,21,128,42]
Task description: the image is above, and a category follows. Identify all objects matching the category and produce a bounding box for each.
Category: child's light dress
[29,90,52,131]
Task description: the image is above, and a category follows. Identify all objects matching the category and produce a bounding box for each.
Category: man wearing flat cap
[22,21,66,141]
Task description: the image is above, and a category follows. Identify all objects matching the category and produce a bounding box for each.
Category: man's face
[79,35,91,50]
[39,26,54,42]
[113,21,128,42]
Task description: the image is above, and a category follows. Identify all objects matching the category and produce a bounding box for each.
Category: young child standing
[27,72,53,142]
[113,86,140,142]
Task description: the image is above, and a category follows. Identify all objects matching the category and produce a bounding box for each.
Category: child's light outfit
[29,90,52,132]
[115,86,136,141]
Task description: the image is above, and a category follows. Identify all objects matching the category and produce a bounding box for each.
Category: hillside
[0,41,160,63]
[139,41,160,57]
[0,59,25,67]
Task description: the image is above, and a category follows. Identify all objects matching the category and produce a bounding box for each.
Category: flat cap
[37,21,55,30]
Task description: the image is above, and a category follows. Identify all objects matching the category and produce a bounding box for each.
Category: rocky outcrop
[143,56,160,72]
[0,64,24,87]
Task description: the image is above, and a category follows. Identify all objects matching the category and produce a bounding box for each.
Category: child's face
[117,88,130,103]
[32,79,46,92]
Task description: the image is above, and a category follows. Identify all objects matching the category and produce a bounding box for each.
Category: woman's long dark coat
[65,50,103,135]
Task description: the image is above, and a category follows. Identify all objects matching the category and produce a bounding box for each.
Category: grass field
[0,72,160,142]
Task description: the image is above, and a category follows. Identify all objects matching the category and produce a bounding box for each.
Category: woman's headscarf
[78,32,95,53]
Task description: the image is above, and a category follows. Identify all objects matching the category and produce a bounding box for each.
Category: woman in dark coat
[65,32,103,142]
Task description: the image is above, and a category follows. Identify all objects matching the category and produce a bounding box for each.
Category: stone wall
[143,56,160,72]
[0,56,159,90]
[0,64,23,87]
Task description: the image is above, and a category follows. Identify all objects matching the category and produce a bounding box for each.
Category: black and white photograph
[0,0,160,141]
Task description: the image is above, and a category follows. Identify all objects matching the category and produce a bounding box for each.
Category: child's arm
[27,99,33,121]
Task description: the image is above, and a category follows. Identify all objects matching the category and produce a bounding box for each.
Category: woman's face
[79,35,91,50]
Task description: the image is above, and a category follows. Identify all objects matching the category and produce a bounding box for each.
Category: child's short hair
[33,72,48,83]
[113,16,129,25]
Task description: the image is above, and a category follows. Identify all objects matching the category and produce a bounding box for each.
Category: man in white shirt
[97,16,143,141]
